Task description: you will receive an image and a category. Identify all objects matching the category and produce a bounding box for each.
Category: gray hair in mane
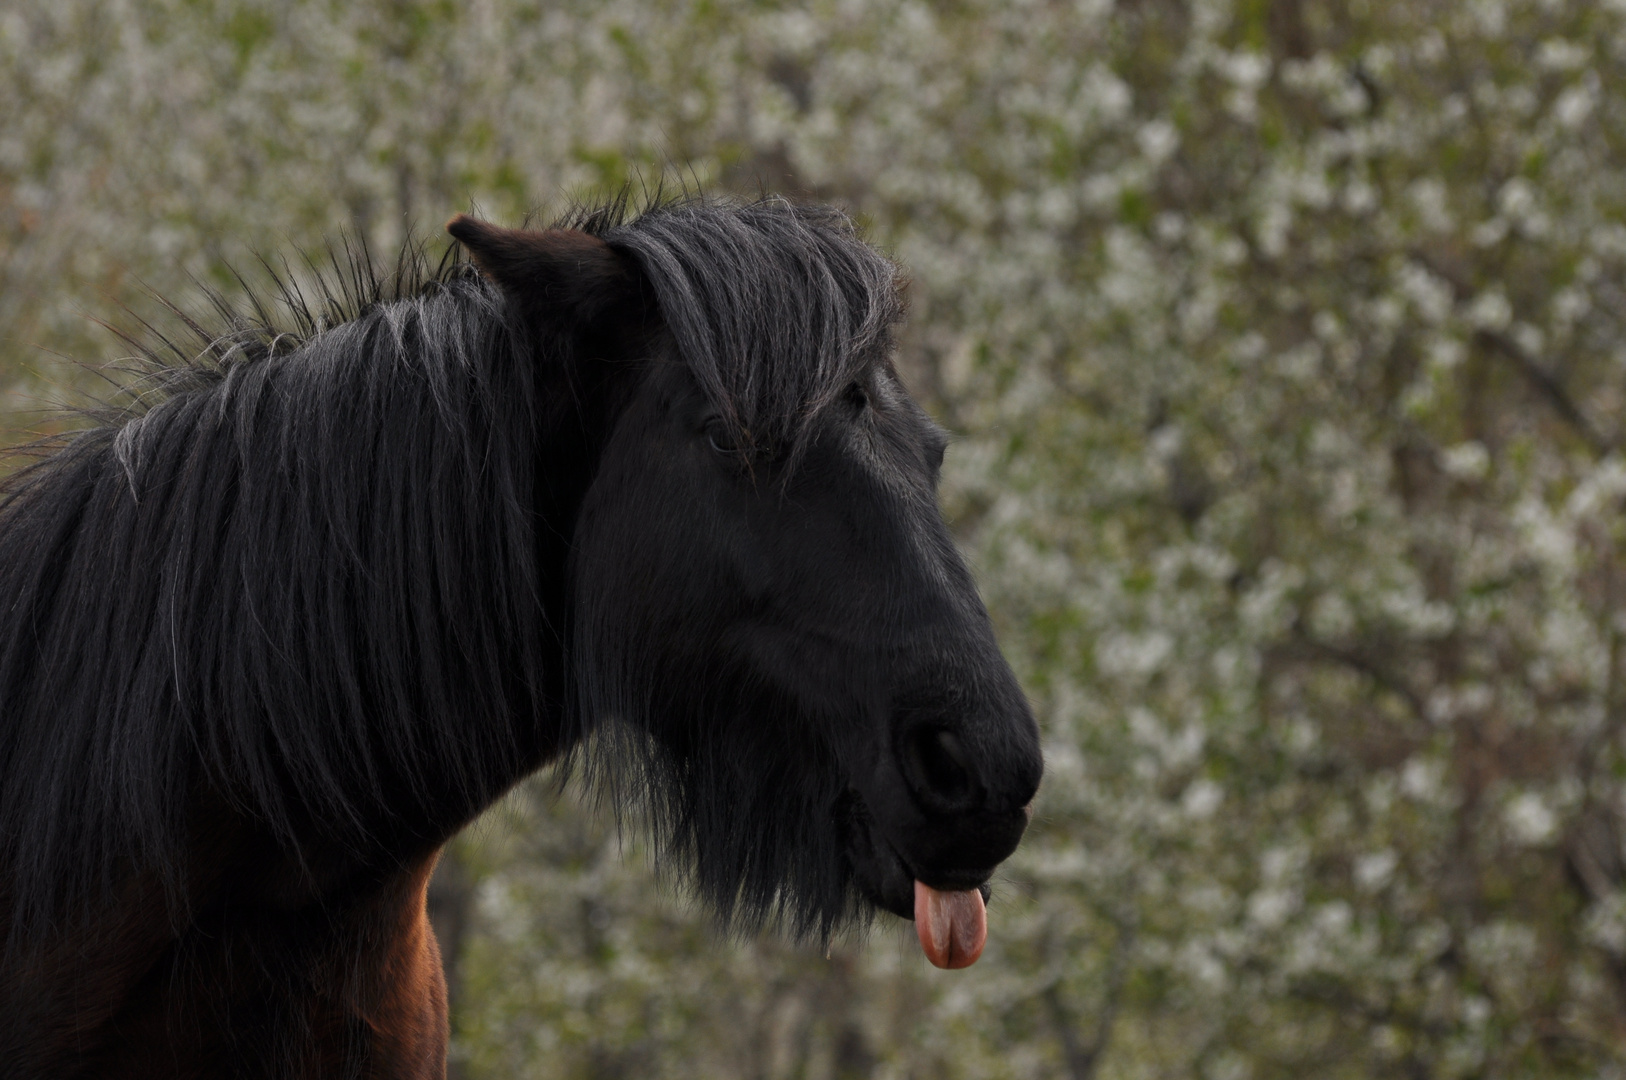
[590,196,906,459]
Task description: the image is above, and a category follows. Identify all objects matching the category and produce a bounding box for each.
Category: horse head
[450,200,1043,967]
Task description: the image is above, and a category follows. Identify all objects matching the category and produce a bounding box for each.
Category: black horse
[0,197,1042,1078]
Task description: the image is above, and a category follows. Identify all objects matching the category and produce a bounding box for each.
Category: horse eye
[704,418,739,455]
[844,381,869,411]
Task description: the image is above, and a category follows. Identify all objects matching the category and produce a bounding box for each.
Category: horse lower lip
[837,791,916,919]
[873,841,918,919]
[845,792,998,919]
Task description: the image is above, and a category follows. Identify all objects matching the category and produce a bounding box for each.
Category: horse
[0,196,1043,1079]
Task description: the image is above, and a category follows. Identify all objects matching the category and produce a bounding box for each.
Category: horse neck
[192,296,595,852]
[0,284,598,939]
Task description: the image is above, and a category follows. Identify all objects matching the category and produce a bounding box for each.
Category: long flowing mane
[0,243,551,944]
[0,195,904,946]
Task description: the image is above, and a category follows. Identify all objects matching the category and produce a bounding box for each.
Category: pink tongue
[914,880,987,969]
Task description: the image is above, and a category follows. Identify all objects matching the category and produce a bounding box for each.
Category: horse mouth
[836,789,993,922]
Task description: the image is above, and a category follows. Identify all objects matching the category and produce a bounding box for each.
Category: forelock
[597,197,904,454]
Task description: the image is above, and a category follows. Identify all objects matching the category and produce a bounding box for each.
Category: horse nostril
[908,727,976,808]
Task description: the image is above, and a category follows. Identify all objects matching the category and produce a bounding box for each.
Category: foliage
[6,0,1626,1076]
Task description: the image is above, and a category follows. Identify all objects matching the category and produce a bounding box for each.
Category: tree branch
[1474,328,1611,455]
[1042,915,1135,1080]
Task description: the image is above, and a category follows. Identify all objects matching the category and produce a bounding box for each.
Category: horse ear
[446,214,642,329]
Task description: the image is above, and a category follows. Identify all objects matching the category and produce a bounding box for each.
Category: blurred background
[4,0,1626,1076]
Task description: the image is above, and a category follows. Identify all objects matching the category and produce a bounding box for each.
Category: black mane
[0,195,904,944]
[592,198,902,458]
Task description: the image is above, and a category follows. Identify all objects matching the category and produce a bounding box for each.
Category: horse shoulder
[331,851,450,1080]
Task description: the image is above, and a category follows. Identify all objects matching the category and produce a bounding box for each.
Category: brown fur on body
[1,820,449,1080]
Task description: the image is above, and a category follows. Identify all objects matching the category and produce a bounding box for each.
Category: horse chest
[2,852,448,1080]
